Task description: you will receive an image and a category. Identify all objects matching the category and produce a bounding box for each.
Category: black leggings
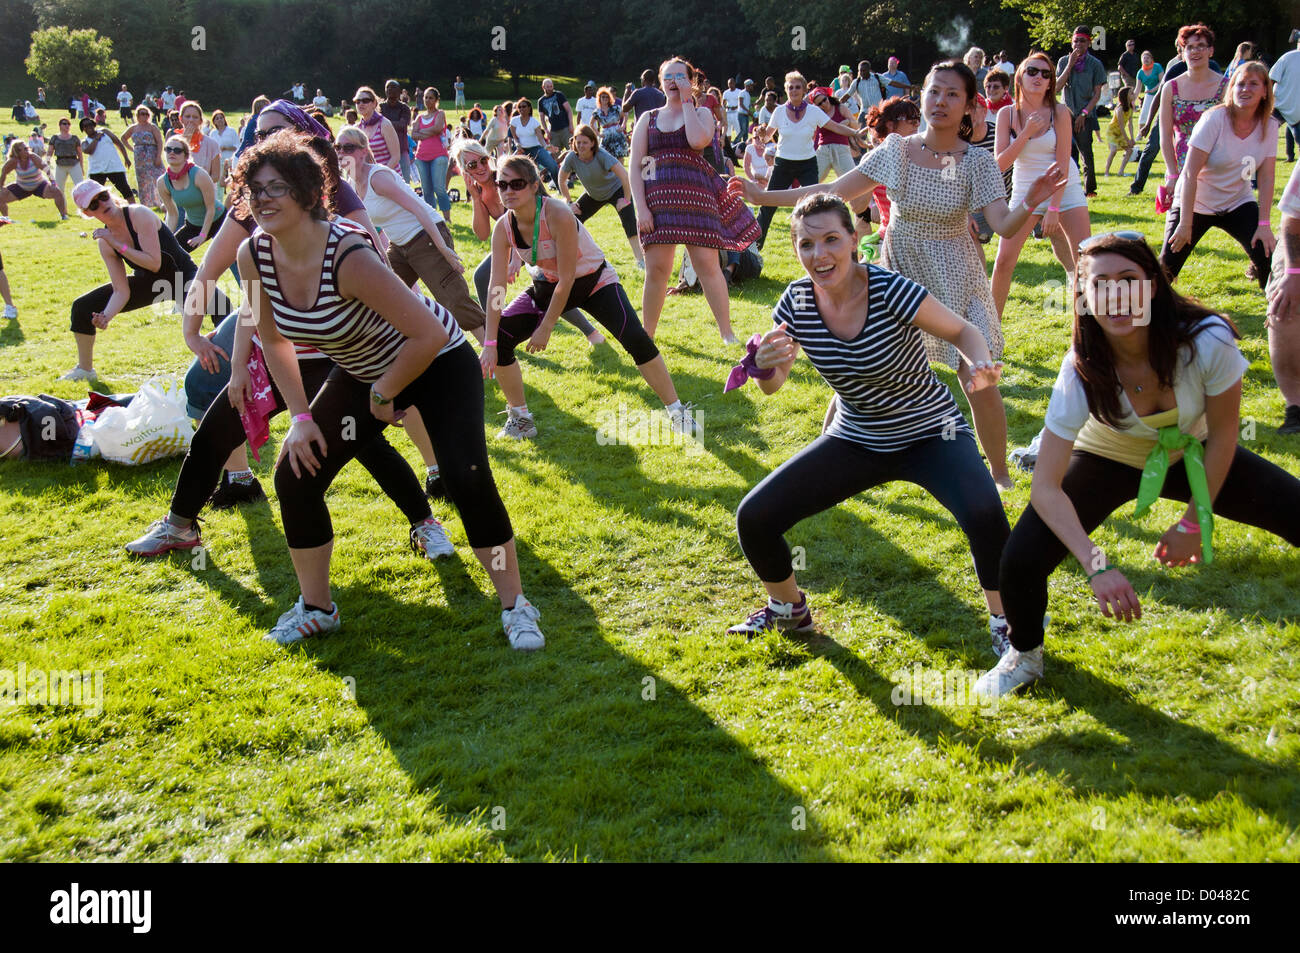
[70,265,231,335]
[575,187,638,238]
[171,357,429,528]
[496,275,659,369]
[89,171,136,203]
[471,251,598,337]
[756,156,819,248]
[275,341,513,550]
[736,432,1010,589]
[1000,447,1300,650]
[1159,201,1270,291]
[175,209,225,249]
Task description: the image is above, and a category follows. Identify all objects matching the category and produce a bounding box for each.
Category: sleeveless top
[1170,75,1229,171]
[163,166,224,223]
[116,205,195,278]
[361,113,392,166]
[413,113,448,161]
[360,163,433,246]
[13,157,45,191]
[505,199,617,292]
[251,220,463,384]
[51,135,80,166]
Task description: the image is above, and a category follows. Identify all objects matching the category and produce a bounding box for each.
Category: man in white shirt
[312,89,331,115]
[575,82,599,128]
[721,78,744,140]
[1271,33,1300,153]
[161,87,176,111]
[852,60,884,119]
[291,82,305,103]
[116,85,132,122]
[738,81,753,143]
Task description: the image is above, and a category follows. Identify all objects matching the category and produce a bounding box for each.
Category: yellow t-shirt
[1075,407,1181,469]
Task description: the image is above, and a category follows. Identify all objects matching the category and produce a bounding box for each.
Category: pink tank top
[413,113,447,161]
[506,199,618,291]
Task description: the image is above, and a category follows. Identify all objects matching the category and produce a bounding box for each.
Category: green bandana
[1134,425,1214,563]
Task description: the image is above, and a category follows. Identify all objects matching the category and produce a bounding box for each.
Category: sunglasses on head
[496,177,530,192]
[255,125,289,141]
[1078,230,1145,253]
[1022,66,1051,78]
[86,192,111,212]
[164,145,187,155]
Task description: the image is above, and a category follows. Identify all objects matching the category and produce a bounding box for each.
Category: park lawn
[0,108,1298,862]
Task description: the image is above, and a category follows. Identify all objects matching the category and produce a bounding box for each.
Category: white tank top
[359,163,441,247]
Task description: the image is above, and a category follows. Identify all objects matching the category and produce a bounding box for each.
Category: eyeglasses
[163,145,187,155]
[1078,230,1145,253]
[85,193,110,212]
[495,177,530,192]
[463,158,485,170]
[255,125,289,141]
[1022,66,1051,78]
[338,142,362,154]
[355,96,375,105]
[241,181,293,203]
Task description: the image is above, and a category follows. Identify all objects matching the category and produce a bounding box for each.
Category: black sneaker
[209,471,266,510]
[1032,222,1043,240]
[425,470,447,500]
[1280,405,1300,435]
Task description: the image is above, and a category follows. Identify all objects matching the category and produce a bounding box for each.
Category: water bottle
[70,426,94,464]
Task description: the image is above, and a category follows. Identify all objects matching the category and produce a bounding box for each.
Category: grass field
[1,105,1298,862]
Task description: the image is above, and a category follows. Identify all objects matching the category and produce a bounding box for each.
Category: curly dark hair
[1073,234,1238,428]
[229,131,337,222]
[864,96,921,141]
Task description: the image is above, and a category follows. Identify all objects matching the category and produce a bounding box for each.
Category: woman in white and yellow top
[979,232,1300,696]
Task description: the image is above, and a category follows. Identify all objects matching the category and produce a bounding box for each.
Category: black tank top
[118,207,195,278]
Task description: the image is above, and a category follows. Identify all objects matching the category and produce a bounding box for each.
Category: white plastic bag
[87,377,194,465]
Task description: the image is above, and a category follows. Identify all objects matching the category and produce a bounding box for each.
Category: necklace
[915,135,968,158]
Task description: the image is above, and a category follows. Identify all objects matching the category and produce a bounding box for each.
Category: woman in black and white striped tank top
[725,194,1012,648]
[231,136,546,651]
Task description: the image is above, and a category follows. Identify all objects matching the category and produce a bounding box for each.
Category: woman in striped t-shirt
[229,136,545,650]
[727,194,1013,649]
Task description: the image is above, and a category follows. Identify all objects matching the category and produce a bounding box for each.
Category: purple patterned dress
[642,109,758,249]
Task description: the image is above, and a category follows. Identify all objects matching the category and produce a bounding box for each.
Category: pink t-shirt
[1176,107,1279,215]
[413,113,448,161]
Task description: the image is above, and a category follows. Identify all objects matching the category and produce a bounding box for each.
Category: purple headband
[263,99,332,140]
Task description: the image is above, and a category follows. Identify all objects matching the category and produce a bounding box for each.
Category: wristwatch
[370,386,392,405]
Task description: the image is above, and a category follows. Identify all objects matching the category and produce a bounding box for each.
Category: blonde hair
[1221,61,1275,141]
[450,137,490,168]
[163,134,190,157]
[335,125,374,163]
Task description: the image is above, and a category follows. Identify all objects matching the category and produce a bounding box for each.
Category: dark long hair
[864,96,921,142]
[1072,235,1238,428]
[925,60,976,141]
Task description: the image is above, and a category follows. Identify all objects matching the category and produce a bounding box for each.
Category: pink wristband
[1047,206,1060,212]
[1177,517,1200,533]
[1287,268,1300,275]
[483,339,498,347]
[292,413,313,424]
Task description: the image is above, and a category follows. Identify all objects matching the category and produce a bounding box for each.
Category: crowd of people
[3,22,1300,699]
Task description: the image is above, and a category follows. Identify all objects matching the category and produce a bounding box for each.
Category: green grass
[1,110,1298,861]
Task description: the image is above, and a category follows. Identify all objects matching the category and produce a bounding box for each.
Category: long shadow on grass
[299,539,831,862]
[793,630,1300,832]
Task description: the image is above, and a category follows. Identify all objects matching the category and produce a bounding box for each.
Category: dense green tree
[26,26,120,99]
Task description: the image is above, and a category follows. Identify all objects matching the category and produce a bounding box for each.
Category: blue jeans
[416,155,452,216]
[398,148,412,184]
[184,308,239,419]
[525,145,559,185]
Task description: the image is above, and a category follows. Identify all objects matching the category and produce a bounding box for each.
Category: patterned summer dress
[858,134,1007,369]
[131,125,163,207]
[1170,74,1229,172]
[596,105,628,158]
[642,108,759,250]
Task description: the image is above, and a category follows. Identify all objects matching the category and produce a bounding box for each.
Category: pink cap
[72,179,111,211]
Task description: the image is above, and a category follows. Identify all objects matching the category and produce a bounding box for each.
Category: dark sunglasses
[355,96,376,104]
[463,157,486,170]
[255,125,289,141]
[1078,230,1145,253]
[1022,66,1052,79]
[86,192,111,212]
[163,145,187,155]
[496,177,530,192]
[338,142,363,154]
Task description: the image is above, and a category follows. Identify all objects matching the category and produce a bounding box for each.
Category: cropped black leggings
[275,341,513,550]
[71,266,232,335]
[496,275,659,369]
[1000,447,1300,650]
[736,432,1010,589]
[171,356,429,529]
[1159,200,1269,291]
[472,252,597,337]
[756,156,819,248]
[574,186,638,238]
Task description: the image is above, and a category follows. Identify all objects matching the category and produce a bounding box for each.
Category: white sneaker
[501,595,545,651]
[264,596,340,645]
[410,516,455,559]
[2,304,16,320]
[125,516,201,557]
[497,409,538,440]
[974,645,1044,698]
[59,366,98,382]
[666,402,699,437]
[989,614,1011,658]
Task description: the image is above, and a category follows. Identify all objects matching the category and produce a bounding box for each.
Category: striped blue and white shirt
[773,266,970,451]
